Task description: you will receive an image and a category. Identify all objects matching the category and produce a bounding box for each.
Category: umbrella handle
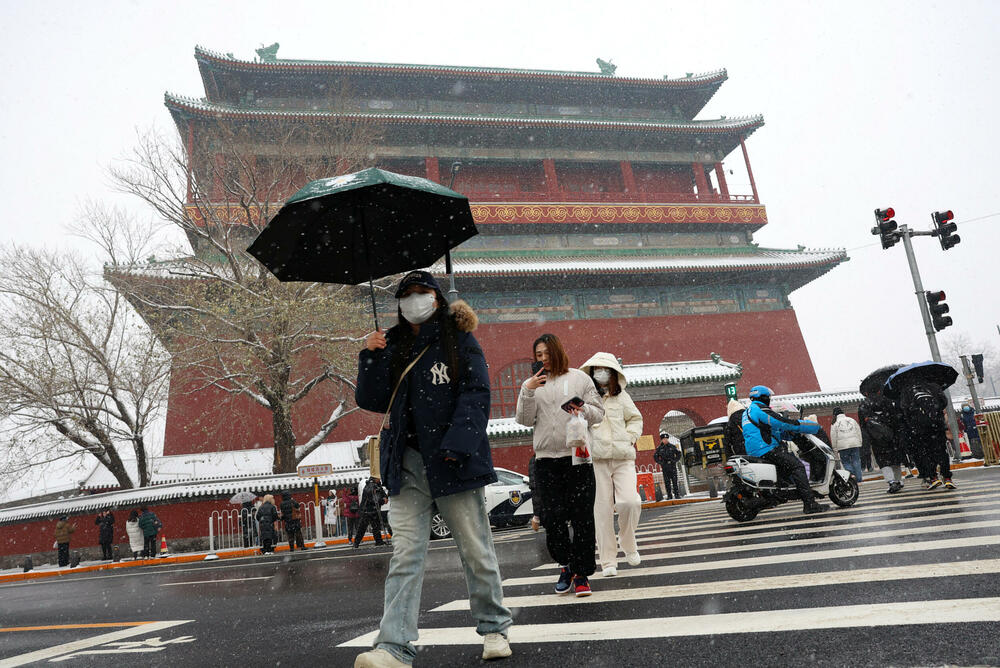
[358,210,380,331]
[368,278,380,331]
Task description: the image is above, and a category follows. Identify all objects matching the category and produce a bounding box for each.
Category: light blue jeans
[374,447,511,664]
[839,447,863,483]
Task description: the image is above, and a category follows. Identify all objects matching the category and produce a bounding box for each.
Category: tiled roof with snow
[164,93,762,134]
[771,390,866,412]
[194,45,728,86]
[443,248,846,276]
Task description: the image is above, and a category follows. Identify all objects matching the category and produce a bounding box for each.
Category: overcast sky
[2,0,998,397]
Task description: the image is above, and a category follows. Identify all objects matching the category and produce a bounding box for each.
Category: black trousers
[534,456,597,578]
[908,426,951,480]
[354,512,385,545]
[57,543,70,567]
[143,534,158,558]
[100,541,113,560]
[285,522,305,550]
[762,448,813,505]
[662,464,679,498]
[261,538,274,553]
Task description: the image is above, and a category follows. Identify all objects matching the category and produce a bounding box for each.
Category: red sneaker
[573,575,592,597]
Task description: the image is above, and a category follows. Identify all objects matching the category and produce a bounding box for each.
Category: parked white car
[429,467,533,540]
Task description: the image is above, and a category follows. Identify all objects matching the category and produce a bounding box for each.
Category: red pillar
[213,153,225,200]
[542,159,559,196]
[714,162,730,199]
[185,121,194,202]
[740,137,759,204]
[692,163,709,199]
[425,157,440,184]
[620,160,637,195]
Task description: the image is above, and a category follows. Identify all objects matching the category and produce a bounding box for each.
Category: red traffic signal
[925,290,952,331]
[872,207,900,249]
[932,210,960,250]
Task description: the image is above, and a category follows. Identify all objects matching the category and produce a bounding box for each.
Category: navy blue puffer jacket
[355,301,497,499]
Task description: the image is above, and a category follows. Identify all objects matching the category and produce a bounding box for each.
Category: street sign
[296,463,333,478]
[724,382,738,400]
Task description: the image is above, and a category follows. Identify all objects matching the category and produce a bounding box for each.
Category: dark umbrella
[246,168,478,329]
[883,361,959,398]
[859,364,905,398]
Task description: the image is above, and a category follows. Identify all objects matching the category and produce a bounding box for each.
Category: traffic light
[971,354,985,383]
[871,207,899,249]
[924,290,952,331]
[932,210,960,250]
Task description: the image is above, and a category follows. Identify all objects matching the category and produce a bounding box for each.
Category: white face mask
[593,369,612,385]
[398,292,437,324]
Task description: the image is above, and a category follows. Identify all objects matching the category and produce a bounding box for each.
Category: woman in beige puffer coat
[580,352,643,577]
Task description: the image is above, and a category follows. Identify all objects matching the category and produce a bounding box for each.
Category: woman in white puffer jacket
[580,352,644,577]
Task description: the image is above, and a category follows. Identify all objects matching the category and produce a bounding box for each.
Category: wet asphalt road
[2,466,999,667]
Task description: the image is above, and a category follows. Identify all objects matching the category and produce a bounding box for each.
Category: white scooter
[722,434,859,522]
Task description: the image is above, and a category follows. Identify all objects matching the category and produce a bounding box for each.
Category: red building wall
[164,308,819,456]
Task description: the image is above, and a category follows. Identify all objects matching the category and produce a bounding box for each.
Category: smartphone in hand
[531,361,546,376]
[561,396,584,413]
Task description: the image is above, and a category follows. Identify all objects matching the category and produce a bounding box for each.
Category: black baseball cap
[394,271,443,298]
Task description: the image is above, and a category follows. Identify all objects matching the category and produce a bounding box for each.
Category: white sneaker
[602,566,618,577]
[625,552,641,566]
[354,648,410,667]
[482,632,512,660]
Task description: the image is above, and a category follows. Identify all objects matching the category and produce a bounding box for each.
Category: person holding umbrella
[354,271,512,667]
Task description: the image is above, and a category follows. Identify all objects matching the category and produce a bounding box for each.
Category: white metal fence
[206,500,353,555]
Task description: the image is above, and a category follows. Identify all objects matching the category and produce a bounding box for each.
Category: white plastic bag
[566,414,592,465]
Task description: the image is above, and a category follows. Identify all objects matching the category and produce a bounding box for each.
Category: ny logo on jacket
[430,362,450,385]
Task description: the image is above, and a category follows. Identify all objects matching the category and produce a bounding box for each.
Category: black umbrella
[859,364,905,398]
[883,361,959,398]
[247,168,478,329]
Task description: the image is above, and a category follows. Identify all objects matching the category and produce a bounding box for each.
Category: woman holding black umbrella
[354,271,512,667]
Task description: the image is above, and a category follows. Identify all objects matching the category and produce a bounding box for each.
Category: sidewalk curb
[0,533,388,584]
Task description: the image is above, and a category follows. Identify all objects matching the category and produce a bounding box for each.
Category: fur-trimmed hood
[449,299,478,333]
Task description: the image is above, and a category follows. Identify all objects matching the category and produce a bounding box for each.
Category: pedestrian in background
[138,506,162,558]
[324,489,340,537]
[353,477,387,548]
[961,404,981,454]
[343,485,360,540]
[95,509,115,561]
[581,352,643,578]
[256,494,279,554]
[124,509,144,560]
[54,515,76,567]
[654,433,681,500]
[280,492,306,551]
[241,498,258,548]
[859,394,907,493]
[830,407,864,482]
[354,271,512,666]
[516,333,604,597]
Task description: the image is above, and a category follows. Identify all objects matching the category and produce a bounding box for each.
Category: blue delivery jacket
[355,301,497,499]
[741,400,821,457]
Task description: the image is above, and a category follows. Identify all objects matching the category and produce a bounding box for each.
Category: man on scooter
[742,385,829,515]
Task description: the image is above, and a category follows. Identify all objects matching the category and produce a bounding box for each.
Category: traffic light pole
[899,226,963,460]
[960,355,983,413]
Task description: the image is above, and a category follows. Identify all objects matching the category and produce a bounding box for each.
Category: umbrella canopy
[247,168,477,284]
[229,491,257,504]
[884,361,958,398]
[859,364,905,398]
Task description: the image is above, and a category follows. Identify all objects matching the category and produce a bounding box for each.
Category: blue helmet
[748,385,773,405]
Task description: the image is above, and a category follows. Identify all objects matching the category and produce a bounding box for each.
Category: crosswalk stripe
[339,596,1000,647]
[434,557,1000,612]
[634,505,999,550]
[533,517,999,570]
[637,482,999,533]
[504,534,1000,587]
[636,494,1000,543]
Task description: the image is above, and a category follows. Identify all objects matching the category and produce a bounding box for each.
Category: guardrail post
[313,504,326,548]
[205,516,219,560]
